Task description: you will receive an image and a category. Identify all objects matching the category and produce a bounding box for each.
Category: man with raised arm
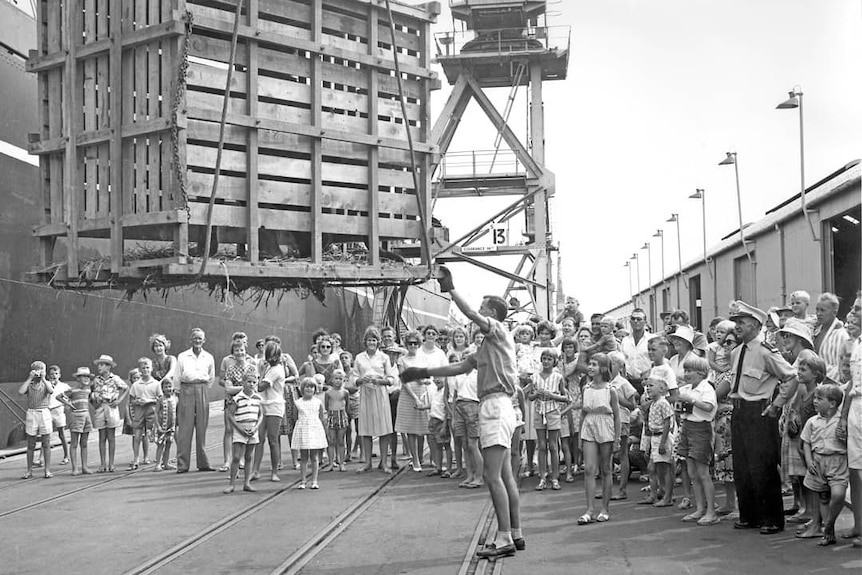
[401,267,522,559]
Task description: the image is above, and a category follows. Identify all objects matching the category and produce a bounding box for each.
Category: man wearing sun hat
[728,301,798,535]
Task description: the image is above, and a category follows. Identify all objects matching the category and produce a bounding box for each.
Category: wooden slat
[111,0,127,270]
[148,33,162,214]
[366,3,379,263]
[187,203,419,238]
[160,0,175,212]
[247,0,260,261]
[63,0,81,276]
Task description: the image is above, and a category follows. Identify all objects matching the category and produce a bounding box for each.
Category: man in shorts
[401,267,522,559]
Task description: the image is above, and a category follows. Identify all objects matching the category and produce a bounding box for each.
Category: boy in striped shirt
[18,361,54,479]
[224,370,263,494]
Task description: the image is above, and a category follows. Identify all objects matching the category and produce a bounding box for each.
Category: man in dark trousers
[728,301,798,534]
[401,267,522,559]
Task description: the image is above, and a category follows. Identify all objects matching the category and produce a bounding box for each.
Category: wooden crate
[27,0,440,284]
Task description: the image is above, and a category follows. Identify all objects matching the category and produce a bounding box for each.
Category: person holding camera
[19,361,55,479]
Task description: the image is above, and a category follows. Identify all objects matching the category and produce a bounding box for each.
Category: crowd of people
[15,275,862,556]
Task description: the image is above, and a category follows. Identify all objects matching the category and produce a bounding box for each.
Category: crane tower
[431,0,569,319]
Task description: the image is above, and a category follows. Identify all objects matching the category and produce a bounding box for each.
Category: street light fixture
[641,242,652,288]
[666,213,685,307]
[777,86,818,241]
[688,188,712,278]
[719,151,756,303]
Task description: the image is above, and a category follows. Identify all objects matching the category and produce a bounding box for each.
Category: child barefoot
[90,355,128,473]
[225,371,263,493]
[646,375,676,508]
[578,354,621,524]
[427,373,453,477]
[530,348,568,491]
[45,365,70,466]
[514,324,538,477]
[558,337,582,481]
[65,367,95,475]
[608,352,637,499]
[18,361,54,479]
[154,379,178,471]
[294,378,328,489]
[799,384,849,545]
[677,356,719,525]
[129,359,160,469]
[325,370,350,471]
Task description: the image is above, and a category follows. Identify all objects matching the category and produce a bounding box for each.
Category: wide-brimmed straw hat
[778,318,814,350]
[93,354,116,367]
[668,325,694,345]
[74,367,94,378]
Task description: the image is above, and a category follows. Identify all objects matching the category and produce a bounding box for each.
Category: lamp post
[688,188,712,278]
[719,151,756,303]
[652,229,665,286]
[666,213,684,308]
[641,241,653,325]
[777,86,818,241]
[631,252,641,307]
[624,261,633,304]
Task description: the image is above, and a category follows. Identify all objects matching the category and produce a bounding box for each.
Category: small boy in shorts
[90,355,128,472]
[645,375,675,507]
[154,379,178,471]
[129,358,161,469]
[800,384,848,546]
[36,365,71,467]
[427,374,453,476]
[65,367,95,475]
[225,371,263,493]
[18,361,54,479]
[324,369,350,471]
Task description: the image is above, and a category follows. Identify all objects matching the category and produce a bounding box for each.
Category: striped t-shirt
[234,391,262,423]
[67,387,91,412]
[26,381,52,410]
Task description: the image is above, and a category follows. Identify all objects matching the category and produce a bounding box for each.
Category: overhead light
[667,214,678,223]
[641,242,650,250]
[843,214,860,225]
[776,87,802,110]
[623,261,630,267]
[832,226,839,233]
[718,152,736,166]
[653,229,663,237]
[689,188,704,199]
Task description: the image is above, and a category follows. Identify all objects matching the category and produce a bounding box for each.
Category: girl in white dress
[293,378,328,489]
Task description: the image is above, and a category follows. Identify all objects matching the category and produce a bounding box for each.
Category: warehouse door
[825,205,861,319]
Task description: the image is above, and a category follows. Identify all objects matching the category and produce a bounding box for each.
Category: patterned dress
[712,370,734,483]
[292,397,328,450]
[395,354,431,435]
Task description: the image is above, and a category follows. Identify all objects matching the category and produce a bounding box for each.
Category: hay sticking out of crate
[33,242,425,306]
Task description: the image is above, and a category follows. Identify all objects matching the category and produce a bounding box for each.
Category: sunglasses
[319,345,332,349]
[406,341,420,346]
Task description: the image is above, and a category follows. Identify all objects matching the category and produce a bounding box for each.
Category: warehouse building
[607,159,861,330]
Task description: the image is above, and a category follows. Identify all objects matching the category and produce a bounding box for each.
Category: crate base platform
[28,260,436,294]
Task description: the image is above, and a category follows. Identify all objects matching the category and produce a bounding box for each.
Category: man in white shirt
[172,328,216,473]
[620,308,651,395]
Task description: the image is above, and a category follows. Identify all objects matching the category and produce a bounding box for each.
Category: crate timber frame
[26,0,440,288]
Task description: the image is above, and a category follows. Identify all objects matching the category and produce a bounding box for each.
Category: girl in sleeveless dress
[293,378,328,489]
[578,353,620,525]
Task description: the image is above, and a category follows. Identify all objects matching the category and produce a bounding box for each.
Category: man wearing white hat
[171,328,217,473]
[728,301,798,535]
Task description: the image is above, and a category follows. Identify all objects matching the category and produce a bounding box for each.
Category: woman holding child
[218,340,255,472]
[149,334,177,388]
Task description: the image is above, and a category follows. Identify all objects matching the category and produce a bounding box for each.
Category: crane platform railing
[435,25,571,58]
[437,150,528,181]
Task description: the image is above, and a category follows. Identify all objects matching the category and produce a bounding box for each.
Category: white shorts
[93,404,122,430]
[26,408,53,437]
[233,422,260,445]
[50,406,67,429]
[479,393,517,449]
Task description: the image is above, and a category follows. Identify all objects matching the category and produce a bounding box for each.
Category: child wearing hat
[90,355,128,473]
[65,367,95,475]
[18,361,54,479]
